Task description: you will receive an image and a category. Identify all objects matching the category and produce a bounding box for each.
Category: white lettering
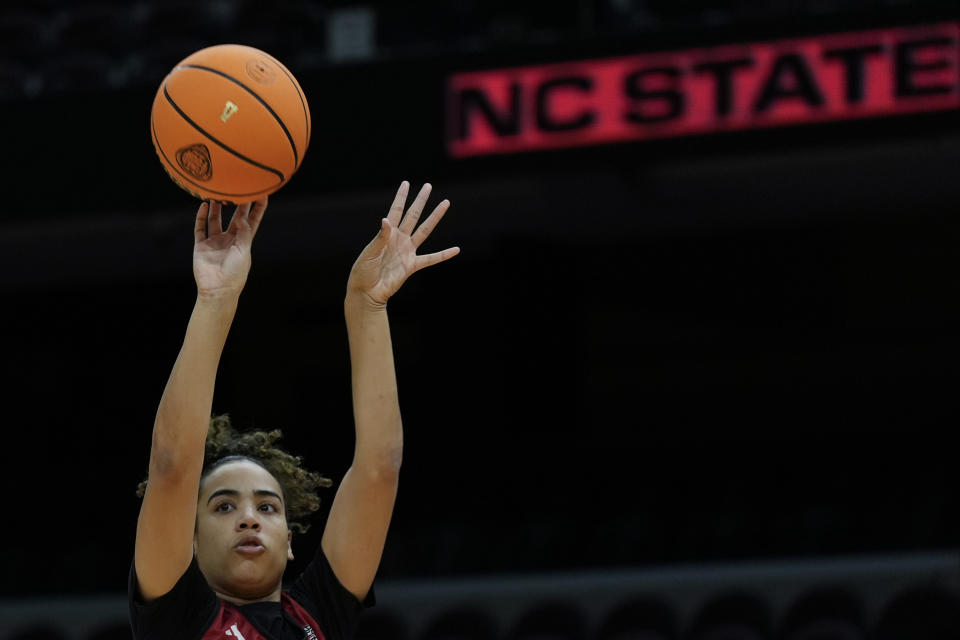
[226,623,247,640]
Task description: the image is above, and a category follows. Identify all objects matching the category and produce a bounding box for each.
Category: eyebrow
[206,488,284,505]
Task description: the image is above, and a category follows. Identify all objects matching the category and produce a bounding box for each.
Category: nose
[236,507,261,531]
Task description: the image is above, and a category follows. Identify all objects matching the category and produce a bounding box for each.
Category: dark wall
[2,6,959,598]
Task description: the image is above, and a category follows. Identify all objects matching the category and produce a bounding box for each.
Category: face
[195,459,294,601]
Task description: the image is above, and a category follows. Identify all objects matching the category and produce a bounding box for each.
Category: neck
[216,586,283,606]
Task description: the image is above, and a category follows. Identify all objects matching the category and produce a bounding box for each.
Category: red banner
[447,22,960,157]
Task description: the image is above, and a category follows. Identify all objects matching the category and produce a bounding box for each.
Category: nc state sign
[446,22,960,157]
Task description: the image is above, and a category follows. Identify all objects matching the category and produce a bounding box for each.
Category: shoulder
[286,547,376,640]
[128,556,220,640]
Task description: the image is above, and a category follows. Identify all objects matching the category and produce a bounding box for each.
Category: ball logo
[176,143,213,181]
[221,100,239,122]
[245,58,277,84]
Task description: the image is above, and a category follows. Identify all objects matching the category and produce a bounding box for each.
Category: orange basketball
[150,44,311,204]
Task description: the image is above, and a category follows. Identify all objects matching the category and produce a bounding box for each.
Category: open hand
[193,198,267,298]
[347,182,459,307]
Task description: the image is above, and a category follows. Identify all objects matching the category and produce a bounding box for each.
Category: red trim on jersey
[200,594,325,640]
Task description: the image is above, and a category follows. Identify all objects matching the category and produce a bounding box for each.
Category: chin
[230,558,282,589]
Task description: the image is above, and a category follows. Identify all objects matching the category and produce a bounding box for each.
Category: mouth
[235,536,266,554]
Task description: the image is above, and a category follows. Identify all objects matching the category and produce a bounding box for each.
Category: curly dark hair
[136,414,332,533]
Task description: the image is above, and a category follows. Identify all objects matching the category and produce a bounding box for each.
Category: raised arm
[321,182,459,600]
[134,198,267,602]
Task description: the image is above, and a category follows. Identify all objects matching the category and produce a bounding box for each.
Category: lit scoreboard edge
[446,22,960,157]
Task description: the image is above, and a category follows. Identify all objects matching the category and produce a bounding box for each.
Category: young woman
[129,182,459,640]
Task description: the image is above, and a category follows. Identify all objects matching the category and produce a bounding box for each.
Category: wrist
[344,290,387,316]
[195,291,241,313]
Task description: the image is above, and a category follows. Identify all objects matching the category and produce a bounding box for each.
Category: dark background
[1,0,958,599]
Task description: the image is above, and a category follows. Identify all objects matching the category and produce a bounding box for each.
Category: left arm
[321,181,459,601]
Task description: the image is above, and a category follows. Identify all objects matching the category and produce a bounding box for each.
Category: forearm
[317,183,452,599]
[150,293,238,475]
[344,293,403,473]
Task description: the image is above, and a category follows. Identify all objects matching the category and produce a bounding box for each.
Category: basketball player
[129,182,459,640]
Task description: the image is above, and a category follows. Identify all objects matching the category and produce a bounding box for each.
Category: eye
[259,503,278,513]
[215,502,234,513]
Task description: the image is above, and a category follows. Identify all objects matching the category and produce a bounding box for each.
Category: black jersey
[128,546,374,640]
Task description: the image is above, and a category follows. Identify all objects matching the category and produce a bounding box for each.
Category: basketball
[150,44,311,204]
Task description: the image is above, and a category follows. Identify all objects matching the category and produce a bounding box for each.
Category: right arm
[134,198,267,602]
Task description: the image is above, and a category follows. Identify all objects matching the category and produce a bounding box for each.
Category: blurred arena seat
[685,592,772,640]
[231,0,325,65]
[776,586,865,640]
[0,10,52,64]
[597,595,678,640]
[41,51,115,95]
[84,622,132,640]
[354,608,410,640]
[507,600,587,640]
[375,5,463,53]
[138,2,227,46]
[6,626,68,640]
[597,596,679,640]
[53,4,141,58]
[420,606,499,640]
[0,60,33,101]
[873,585,960,640]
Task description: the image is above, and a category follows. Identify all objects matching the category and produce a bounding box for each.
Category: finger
[386,181,409,227]
[235,215,254,247]
[227,201,253,234]
[363,218,392,258]
[194,201,209,243]
[399,182,432,235]
[415,246,460,271]
[209,201,224,235]
[411,198,450,248]
[248,196,268,238]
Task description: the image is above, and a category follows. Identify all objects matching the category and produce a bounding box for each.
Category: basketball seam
[152,115,281,199]
[162,83,286,184]
[254,49,311,151]
[175,63,300,169]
